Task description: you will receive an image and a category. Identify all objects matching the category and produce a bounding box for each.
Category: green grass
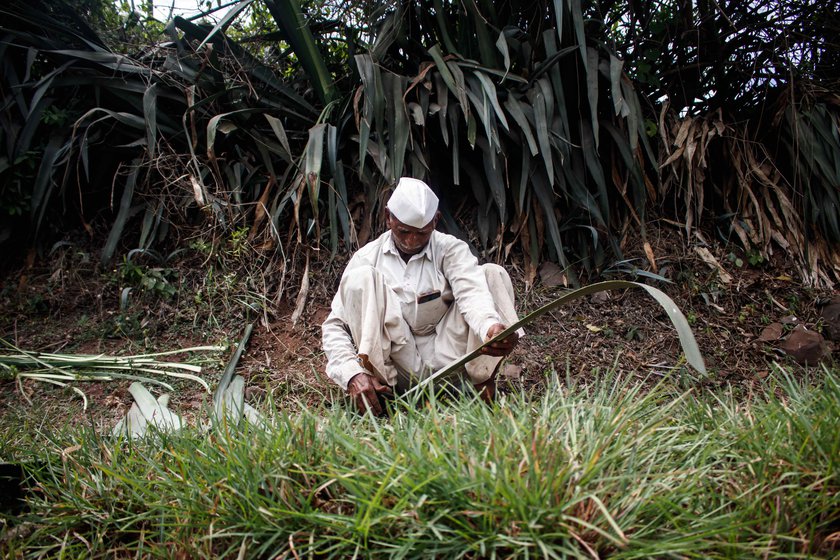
[1,367,838,559]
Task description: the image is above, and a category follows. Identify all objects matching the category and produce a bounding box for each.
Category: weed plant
[1,367,837,559]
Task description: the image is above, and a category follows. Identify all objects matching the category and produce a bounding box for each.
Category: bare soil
[1,227,836,436]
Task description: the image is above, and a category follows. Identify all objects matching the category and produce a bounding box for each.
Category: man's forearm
[321,315,366,390]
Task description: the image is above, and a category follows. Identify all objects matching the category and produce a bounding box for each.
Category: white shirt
[322,230,502,389]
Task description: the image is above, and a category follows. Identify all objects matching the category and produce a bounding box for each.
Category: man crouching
[321,177,522,415]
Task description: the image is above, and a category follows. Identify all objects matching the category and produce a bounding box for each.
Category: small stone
[757,323,783,342]
[819,302,840,342]
[590,291,611,305]
[778,325,829,365]
[501,363,523,380]
[538,262,567,287]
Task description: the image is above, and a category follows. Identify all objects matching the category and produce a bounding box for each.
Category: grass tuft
[2,366,838,558]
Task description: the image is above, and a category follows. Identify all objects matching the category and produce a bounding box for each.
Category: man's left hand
[482,323,518,356]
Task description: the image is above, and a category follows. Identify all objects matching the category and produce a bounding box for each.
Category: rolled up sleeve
[321,299,363,391]
[441,241,502,339]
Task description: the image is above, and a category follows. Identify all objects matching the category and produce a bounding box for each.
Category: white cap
[387,177,439,228]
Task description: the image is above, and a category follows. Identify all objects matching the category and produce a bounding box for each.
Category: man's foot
[474,375,496,405]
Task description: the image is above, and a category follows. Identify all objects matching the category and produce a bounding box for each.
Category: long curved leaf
[406,280,706,395]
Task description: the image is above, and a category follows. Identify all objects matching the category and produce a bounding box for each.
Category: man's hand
[347,372,392,416]
[482,322,519,357]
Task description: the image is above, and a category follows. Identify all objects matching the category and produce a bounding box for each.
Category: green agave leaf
[161,53,199,83]
[531,169,567,269]
[446,61,478,148]
[406,281,706,395]
[466,78,499,152]
[47,50,148,74]
[173,17,317,118]
[620,76,651,158]
[51,76,174,100]
[263,0,335,104]
[504,96,539,156]
[369,4,402,62]
[456,60,528,83]
[603,121,647,213]
[384,72,409,182]
[570,0,587,71]
[15,95,50,160]
[328,177,338,253]
[475,71,509,132]
[264,114,292,160]
[609,54,629,117]
[101,162,140,265]
[304,123,326,225]
[428,45,470,125]
[1,49,27,115]
[552,0,565,43]
[214,323,254,408]
[31,135,65,234]
[462,161,490,247]
[207,108,262,154]
[79,127,89,181]
[804,109,840,184]
[23,45,37,83]
[138,204,163,250]
[477,138,506,223]
[464,0,497,67]
[432,0,457,54]
[434,73,450,146]
[327,124,352,250]
[542,31,571,149]
[143,83,158,159]
[530,42,576,85]
[579,119,609,223]
[448,107,461,184]
[26,61,71,119]
[516,142,531,210]
[197,0,254,51]
[354,54,382,175]
[76,107,146,129]
[564,163,606,227]
[586,46,600,150]
[495,30,511,76]
[529,80,554,185]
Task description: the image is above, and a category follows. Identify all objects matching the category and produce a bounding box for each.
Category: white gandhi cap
[387,177,439,228]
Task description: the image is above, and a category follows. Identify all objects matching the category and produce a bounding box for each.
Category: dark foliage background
[1,0,838,290]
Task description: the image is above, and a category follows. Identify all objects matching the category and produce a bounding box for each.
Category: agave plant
[0,0,327,264]
[1,0,838,291]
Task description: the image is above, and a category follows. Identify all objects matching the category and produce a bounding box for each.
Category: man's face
[387,211,439,256]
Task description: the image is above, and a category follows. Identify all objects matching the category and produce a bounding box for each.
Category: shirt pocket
[401,290,451,336]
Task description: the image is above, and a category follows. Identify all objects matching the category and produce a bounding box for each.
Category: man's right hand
[347,372,392,416]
